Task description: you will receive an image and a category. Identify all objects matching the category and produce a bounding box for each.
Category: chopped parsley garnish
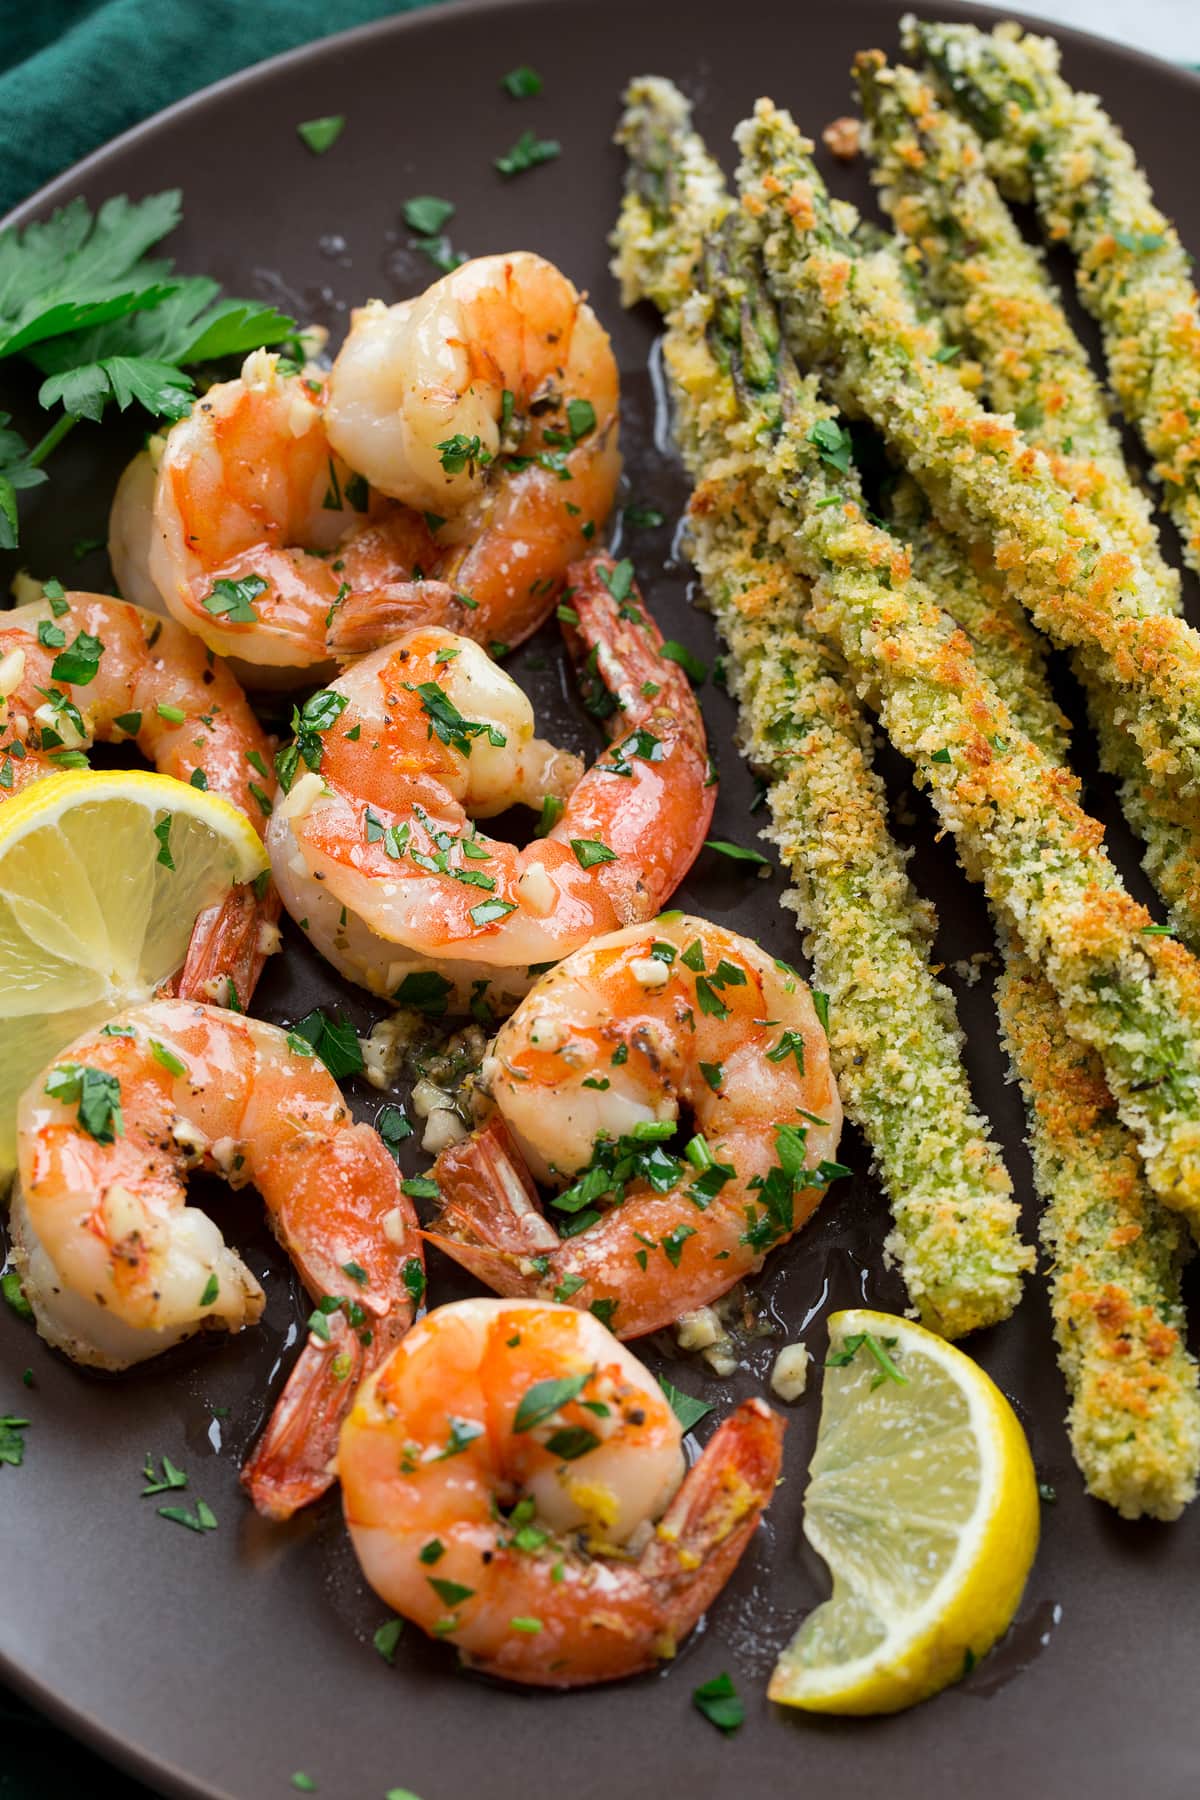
[807,417,853,475]
[570,837,616,869]
[692,1671,744,1734]
[826,1330,908,1389]
[596,557,634,604]
[494,129,561,176]
[1,1271,32,1319]
[766,1030,806,1071]
[297,115,346,155]
[373,1618,405,1664]
[50,629,104,685]
[624,503,665,528]
[44,1062,123,1142]
[275,686,349,790]
[536,793,564,836]
[288,1008,363,1079]
[501,65,543,98]
[0,1415,30,1468]
[202,574,267,623]
[157,1499,217,1533]
[812,990,830,1034]
[402,195,455,236]
[142,1454,188,1496]
[401,1176,439,1201]
[659,1378,713,1433]
[414,679,505,757]
[513,1371,591,1432]
[704,838,770,866]
[435,1416,485,1460]
[149,1037,186,1078]
[660,640,707,684]
[394,970,453,1016]
[377,1103,414,1159]
[402,1258,426,1305]
[435,433,492,476]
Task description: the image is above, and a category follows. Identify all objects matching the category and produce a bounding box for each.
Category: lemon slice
[0,769,266,1181]
[771,1307,1039,1714]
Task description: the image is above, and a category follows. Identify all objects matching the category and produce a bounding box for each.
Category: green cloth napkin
[0,0,437,218]
[0,3,443,1787]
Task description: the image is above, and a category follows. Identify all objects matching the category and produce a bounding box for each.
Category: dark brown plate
[2,3,1198,1796]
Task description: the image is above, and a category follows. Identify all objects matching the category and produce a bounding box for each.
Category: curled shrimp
[337,1296,784,1687]
[0,590,280,1004]
[266,554,714,1012]
[8,998,424,1518]
[324,252,620,652]
[424,915,844,1337]
[140,253,619,682]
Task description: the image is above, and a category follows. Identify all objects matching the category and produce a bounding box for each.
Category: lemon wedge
[0,769,266,1181]
[771,1307,1039,1714]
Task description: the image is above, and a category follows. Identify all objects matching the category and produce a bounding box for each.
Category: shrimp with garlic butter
[266,553,714,1013]
[0,589,280,1005]
[425,916,844,1336]
[138,252,619,682]
[337,1296,784,1686]
[8,998,424,1518]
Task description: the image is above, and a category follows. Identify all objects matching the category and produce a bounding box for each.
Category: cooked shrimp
[8,998,424,1518]
[425,915,844,1337]
[266,554,714,1013]
[0,589,280,1006]
[146,348,390,681]
[325,252,621,652]
[337,1296,784,1686]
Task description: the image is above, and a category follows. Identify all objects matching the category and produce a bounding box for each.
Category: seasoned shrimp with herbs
[425,915,845,1337]
[337,1296,784,1686]
[8,998,424,1519]
[325,251,621,651]
[266,554,714,1014]
[0,588,281,1006]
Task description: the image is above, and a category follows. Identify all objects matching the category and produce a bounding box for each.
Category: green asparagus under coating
[997,947,1200,1519]
[738,99,1200,824]
[857,54,1200,947]
[906,14,1200,580]
[717,113,1200,1231]
[614,77,1030,1336]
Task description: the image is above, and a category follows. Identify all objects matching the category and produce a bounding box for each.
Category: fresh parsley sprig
[0,189,296,547]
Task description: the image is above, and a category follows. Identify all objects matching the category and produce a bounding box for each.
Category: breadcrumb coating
[733,100,1200,1228]
[857,51,1200,946]
[740,100,1200,831]
[613,77,1029,1336]
[907,14,1200,580]
[997,947,1200,1520]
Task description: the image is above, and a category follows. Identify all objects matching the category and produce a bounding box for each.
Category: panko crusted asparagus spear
[905,467,1200,1517]
[704,159,1200,1232]
[857,54,1200,945]
[906,15,1200,579]
[614,77,1030,1337]
[996,946,1200,1521]
[858,59,1200,1509]
[737,99,1200,818]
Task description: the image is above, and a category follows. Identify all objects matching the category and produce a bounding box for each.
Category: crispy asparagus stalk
[737,98,1200,820]
[710,143,1200,1230]
[997,947,1200,1520]
[614,77,1030,1336]
[857,52,1200,945]
[906,15,1200,580]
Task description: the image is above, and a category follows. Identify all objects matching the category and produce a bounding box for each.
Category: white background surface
[988,0,1200,62]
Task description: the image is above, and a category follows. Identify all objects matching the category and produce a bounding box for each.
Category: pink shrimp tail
[240,1308,411,1521]
[423,1115,558,1289]
[166,880,281,1011]
[641,1397,785,1642]
[325,580,479,659]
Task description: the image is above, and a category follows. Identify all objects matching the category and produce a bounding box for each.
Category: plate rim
[2,1,1198,1796]
[2,0,1198,239]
